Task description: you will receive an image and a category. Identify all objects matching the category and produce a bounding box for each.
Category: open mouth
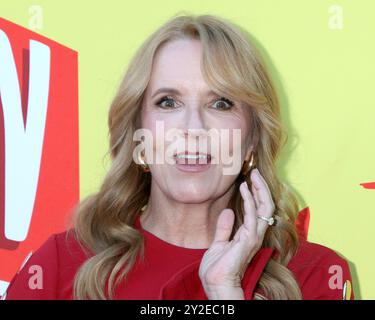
[173,152,212,166]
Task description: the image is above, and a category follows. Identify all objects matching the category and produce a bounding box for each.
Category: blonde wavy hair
[71,13,303,300]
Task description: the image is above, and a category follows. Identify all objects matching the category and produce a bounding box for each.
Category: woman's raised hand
[198,168,275,300]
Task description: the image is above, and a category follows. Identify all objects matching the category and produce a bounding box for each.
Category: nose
[183,105,208,138]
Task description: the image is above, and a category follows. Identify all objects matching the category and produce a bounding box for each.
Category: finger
[213,208,235,243]
[250,169,275,217]
[239,181,257,236]
[250,169,275,235]
[251,182,260,209]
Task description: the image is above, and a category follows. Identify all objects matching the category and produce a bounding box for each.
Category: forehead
[148,38,210,93]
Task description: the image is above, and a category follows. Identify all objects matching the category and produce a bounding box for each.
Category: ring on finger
[257,215,275,226]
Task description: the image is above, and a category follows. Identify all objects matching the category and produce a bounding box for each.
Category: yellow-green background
[1,0,373,299]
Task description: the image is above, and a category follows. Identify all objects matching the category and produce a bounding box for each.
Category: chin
[169,186,213,204]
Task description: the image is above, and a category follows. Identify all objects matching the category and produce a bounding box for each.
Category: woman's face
[140,38,253,203]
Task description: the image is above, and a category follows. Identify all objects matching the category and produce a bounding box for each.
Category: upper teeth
[176,154,208,159]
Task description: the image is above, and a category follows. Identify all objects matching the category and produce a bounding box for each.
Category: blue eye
[212,97,234,110]
[155,96,177,109]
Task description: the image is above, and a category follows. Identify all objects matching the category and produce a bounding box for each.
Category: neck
[140,181,236,249]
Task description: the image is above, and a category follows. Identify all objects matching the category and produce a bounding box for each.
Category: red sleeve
[2,234,59,300]
[289,241,355,300]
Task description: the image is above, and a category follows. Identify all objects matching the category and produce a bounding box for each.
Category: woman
[3,14,353,300]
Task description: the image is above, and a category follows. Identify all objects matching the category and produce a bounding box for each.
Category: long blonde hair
[71,13,302,300]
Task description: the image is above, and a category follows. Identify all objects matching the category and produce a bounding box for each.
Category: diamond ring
[257,215,275,226]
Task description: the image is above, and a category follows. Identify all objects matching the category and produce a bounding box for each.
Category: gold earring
[241,152,256,176]
[137,150,150,172]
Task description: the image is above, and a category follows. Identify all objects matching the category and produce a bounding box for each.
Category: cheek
[141,112,179,163]
[210,116,250,158]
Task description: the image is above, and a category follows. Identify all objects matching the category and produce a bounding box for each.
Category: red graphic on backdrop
[295,207,310,241]
[360,182,375,189]
[0,17,79,292]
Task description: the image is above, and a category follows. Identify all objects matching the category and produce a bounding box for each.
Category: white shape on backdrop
[0,29,50,242]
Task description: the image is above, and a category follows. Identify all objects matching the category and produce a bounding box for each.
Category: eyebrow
[151,87,219,99]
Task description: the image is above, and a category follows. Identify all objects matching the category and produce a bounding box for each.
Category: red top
[2,215,354,300]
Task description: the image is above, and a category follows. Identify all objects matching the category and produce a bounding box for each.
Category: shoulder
[288,240,354,300]
[3,229,90,300]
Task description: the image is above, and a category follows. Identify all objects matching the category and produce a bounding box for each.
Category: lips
[173,151,212,165]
